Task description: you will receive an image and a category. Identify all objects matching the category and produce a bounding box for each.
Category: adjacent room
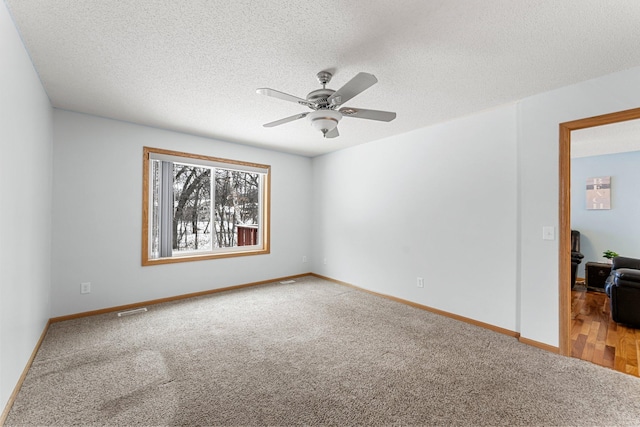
[3,1,640,424]
[569,120,640,371]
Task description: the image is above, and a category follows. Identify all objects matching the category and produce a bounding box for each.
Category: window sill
[142,247,270,266]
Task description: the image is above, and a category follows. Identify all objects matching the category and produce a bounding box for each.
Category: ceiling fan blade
[263,112,308,128]
[339,107,396,122]
[325,127,339,138]
[256,88,312,107]
[328,72,378,106]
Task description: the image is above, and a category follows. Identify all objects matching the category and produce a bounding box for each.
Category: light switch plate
[542,226,555,240]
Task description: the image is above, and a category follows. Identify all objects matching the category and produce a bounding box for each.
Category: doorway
[559,107,640,356]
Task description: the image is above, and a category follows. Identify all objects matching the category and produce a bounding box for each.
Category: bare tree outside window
[172,164,211,252]
[214,169,260,248]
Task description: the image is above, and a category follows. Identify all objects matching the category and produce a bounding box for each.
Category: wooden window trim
[141,146,271,266]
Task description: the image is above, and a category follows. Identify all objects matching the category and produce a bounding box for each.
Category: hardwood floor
[571,285,640,376]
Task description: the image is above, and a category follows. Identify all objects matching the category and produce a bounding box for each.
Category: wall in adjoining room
[571,150,640,278]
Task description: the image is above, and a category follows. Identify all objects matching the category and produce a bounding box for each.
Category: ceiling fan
[256,71,396,138]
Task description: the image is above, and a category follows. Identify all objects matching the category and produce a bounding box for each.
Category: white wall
[0,2,53,413]
[518,66,640,346]
[571,150,640,278]
[51,110,312,317]
[311,105,519,331]
[312,65,640,348]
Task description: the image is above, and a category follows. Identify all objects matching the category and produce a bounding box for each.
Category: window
[142,147,270,265]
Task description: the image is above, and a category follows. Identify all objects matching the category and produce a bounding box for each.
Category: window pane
[172,163,212,253]
[214,169,260,248]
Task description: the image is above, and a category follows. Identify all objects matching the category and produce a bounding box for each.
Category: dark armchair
[604,256,640,327]
[571,230,584,288]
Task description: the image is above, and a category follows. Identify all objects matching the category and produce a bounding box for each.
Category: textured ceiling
[6,0,640,157]
[572,119,640,158]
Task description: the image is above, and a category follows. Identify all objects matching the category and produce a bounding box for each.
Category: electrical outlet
[80,282,91,294]
[323,258,327,265]
[417,277,424,288]
[302,256,308,263]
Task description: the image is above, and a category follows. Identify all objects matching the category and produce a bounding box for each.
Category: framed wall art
[586,176,611,210]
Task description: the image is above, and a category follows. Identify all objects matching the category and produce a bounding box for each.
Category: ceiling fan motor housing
[306,88,335,108]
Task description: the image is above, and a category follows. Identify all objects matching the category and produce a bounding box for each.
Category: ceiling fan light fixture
[307,109,342,136]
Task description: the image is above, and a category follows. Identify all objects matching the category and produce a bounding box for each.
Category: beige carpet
[6,276,640,426]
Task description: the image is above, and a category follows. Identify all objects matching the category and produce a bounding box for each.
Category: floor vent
[117,307,148,317]
[280,280,296,284]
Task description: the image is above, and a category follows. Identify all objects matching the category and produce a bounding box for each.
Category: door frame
[558,107,640,356]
